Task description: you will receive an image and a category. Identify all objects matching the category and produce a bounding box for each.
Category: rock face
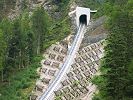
[8,0,48,20]
[80,16,107,48]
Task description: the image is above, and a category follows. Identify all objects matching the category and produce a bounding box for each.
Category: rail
[39,24,86,100]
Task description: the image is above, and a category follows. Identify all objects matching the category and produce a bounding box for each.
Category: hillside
[0,0,133,100]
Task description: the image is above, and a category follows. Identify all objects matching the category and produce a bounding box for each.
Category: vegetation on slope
[92,0,133,100]
[0,0,132,100]
[0,0,71,99]
[0,8,48,100]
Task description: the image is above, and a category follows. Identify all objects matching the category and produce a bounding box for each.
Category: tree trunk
[19,51,21,69]
[37,35,40,55]
[1,70,4,82]
[8,78,11,86]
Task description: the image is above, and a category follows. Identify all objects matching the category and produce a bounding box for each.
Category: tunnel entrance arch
[75,7,97,27]
[79,14,87,25]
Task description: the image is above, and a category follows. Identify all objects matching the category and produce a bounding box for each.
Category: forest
[92,0,133,100]
[0,0,70,99]
[0,0,133,100]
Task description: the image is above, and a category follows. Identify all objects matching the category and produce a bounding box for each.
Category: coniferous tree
[31,7,49,54]
[0,19,13,80]
[93,0,133,100]
[0,29,7,81]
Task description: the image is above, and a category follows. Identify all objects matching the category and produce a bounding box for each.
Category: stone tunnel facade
[76,7,91,27]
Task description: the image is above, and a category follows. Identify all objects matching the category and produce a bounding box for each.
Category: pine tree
[0,29,7,81]
[0,19,13,81]
[31,7,49,54]
[93,0,133,99]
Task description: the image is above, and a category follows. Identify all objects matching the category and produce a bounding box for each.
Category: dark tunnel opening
[79,15,87,25]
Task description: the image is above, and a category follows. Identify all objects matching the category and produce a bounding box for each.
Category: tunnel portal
[79,15,87,25]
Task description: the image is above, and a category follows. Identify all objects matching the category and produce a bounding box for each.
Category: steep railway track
[39,24,87,100]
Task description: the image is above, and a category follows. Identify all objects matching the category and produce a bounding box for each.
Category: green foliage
[55,96,62,100]
[0,29,7,71]
[92,0,133,100]
[125,60,133,98]
[31,7,51,54]
[0,19,13,73]
[92,76,107,90]
[0,56,40,100]
[56,0,71,15]
[21,0,28,11]
[0,0,71,99]
[72,80,80,86]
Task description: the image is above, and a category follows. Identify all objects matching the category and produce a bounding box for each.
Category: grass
[0,56,42,100]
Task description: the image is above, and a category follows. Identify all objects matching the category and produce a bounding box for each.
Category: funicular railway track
[39,24,87,100]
